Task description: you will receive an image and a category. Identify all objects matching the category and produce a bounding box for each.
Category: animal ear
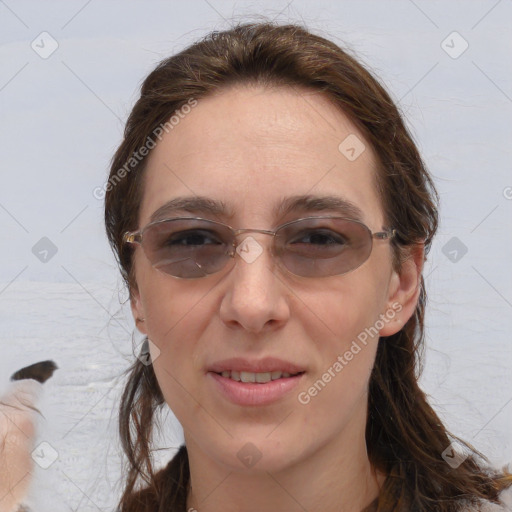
[10,360,58,384]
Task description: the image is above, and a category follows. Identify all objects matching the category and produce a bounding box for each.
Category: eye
[290,229,347,246]
[164,229,225,247]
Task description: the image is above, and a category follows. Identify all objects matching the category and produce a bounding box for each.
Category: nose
[219,234,290,333]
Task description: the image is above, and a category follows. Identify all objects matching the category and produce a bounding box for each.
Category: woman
[104,22,512,511]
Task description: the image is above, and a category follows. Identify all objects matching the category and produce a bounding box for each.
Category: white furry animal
[0,361,57,512]
[0,378,42,512]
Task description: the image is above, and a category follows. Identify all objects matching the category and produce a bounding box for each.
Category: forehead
[138,84,384,228]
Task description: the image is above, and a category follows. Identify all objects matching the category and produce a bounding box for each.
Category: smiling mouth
[212,370,305,383]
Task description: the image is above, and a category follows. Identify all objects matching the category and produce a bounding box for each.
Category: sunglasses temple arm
[373,229,396,240]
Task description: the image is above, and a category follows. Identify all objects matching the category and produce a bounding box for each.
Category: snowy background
[1,1,511,510]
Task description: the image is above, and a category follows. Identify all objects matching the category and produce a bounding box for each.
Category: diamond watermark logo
[31,31,59,59]
[442,236,468,263]
[237,442,262,468]
[136,338,160,366]
[338,134,366,161]
[441,31,469,59]
[32,237,58,263]
[31,441,58,469]
[236,236,263,264]
[442,441,469,469]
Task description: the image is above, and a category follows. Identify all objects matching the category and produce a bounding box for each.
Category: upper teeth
[219,370,297,383]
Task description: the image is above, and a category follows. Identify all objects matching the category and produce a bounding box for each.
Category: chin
[206,435,304,474]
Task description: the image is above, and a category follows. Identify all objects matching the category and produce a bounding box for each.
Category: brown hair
[104,20,512,512]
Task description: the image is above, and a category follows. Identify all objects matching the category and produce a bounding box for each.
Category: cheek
[292,283,385,442]
[143,283,205,427]
[300,271,389,390]
[305,268,390,349]
[135,251,221,343]
[136,267,225,421]
[310,293,380,386]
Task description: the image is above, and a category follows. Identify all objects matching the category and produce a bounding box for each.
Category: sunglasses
[122,216,397,279]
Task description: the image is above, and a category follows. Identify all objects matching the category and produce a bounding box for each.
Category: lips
[207,370,305,406]
[217,370,302,383]
[207,356,306,375]
[206,357,307,405]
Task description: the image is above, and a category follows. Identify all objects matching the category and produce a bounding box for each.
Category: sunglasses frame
[122,216,397,279]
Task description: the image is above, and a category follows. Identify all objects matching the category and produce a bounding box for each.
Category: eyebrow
[149,194,365,224]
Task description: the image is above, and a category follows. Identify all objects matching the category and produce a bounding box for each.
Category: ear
[379,243,425,337]
[130,285,147,335]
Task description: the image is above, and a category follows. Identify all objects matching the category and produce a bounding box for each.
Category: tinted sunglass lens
[143,220,233,278]
[276,218,372,277]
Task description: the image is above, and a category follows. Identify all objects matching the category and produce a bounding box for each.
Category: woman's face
[131,84,420,473]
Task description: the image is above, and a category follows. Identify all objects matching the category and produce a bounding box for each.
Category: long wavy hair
[104,21,512,512]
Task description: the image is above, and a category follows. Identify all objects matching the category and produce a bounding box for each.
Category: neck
[185,404,385,512]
